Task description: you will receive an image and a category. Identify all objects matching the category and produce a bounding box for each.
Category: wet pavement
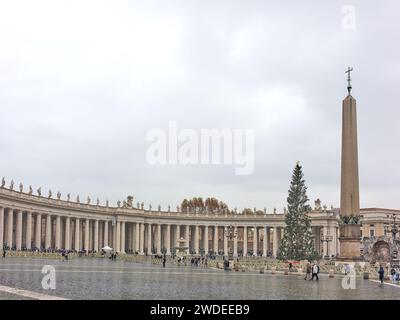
[0,257,399,300]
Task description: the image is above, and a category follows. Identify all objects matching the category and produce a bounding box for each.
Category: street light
[384,213,399,240]
[320,235,333,259]
[384,213,400,269]
[224,225,237,258]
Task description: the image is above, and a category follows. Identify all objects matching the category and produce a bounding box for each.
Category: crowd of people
[190,256,208,267]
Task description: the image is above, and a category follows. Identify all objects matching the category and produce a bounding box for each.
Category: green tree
[277,162,318,261]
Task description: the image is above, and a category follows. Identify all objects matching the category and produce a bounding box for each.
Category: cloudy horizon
[0,1,399,211]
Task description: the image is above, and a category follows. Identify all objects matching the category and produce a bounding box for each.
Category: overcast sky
[0,0,399,211]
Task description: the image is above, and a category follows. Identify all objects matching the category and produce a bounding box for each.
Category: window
[370,229,375,237]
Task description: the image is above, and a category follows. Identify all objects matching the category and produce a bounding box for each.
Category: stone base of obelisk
[337,224,362,261]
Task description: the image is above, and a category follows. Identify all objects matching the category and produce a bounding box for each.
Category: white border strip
[0,285,68,300]
[369,280,400,288]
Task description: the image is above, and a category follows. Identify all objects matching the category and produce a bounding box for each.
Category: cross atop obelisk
[345,67,353,94]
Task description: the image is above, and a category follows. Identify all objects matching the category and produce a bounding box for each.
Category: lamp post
[320,235,333,259]
[384,213,399,240]
[224,225,237,259]
[384,213,399,268]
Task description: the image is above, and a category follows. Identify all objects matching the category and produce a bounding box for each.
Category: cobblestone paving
[0,257,399,300]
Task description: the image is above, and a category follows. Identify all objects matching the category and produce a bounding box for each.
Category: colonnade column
[166,224,171,255]
[175,225,180,251]
[65,217,70,250]
[223,226,228,255]
[55,216,61,249]
[94,220,99,252]
[115,221,121,253]
[204,225,209,255]
[263,226,268,257]
[330,226,337,257]
[140,223,145,254]
[45,215,51,249]
[185,225,190,254]
[194,225,199,254]
[104,221,108,247]
[147,223,152,255]
[35,213,41,250]
[0,207,4,250]
[16,210,22,250]
[213,226,218,254]
[84,219,90,252]
[26,212,32,250]
[243,226,247,256]
[75,218,80,251]
[322,226,328,257]
[7,209,13,249]
[135,223,140,252]
[157,224,161,254]
[253,227,258,256]
[130,223,135,252]
[233,226,238,257]
[272,226,278,257]
[120,221,125,253]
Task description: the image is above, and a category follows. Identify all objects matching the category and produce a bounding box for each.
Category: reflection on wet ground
[0,257,399,300]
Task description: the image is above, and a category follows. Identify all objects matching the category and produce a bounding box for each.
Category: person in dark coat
[378,266,385,285]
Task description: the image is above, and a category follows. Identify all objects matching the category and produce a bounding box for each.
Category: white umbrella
[101,246,113,252]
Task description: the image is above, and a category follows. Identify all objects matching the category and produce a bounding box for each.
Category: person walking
[2,249,6,258]
[311,263,319,281]
[162,255,166,268]
[304,262,311,280]
[391,267,396,284]
[378,265,385,286]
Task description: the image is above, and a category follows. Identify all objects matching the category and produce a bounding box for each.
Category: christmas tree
[277,162,318,261]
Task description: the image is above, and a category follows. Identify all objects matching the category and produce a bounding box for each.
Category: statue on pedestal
[1,177,5,188]
[314,199,322,211]
[19,183,23,193]
[67,193,70,202]
[57,191,61,200]
[28,186,33,195]
[48,190,52,199]
[10,180,14,190]
[126,196,133,208]
[37,187,42,197]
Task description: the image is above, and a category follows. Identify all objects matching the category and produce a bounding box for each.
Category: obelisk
[338,67,361,260]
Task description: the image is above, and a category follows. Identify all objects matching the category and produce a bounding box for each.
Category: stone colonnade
[0,206,339,257]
